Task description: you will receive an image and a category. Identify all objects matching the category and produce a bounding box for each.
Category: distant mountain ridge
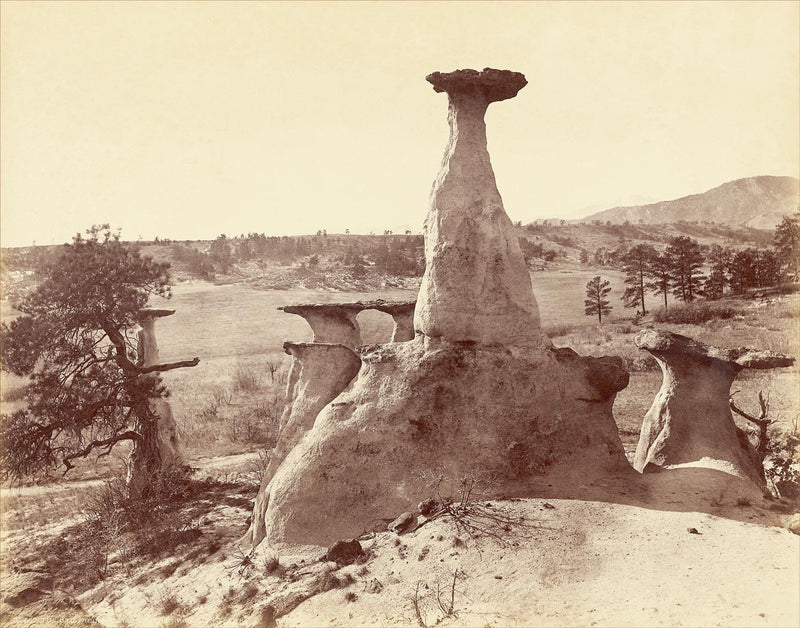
[579,176,799,229]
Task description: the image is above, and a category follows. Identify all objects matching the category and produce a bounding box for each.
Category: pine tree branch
[139,358,200,373]
[62,430,142,473]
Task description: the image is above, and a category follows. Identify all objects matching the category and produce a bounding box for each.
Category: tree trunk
[638,268,646,316]
[126,411,162,499]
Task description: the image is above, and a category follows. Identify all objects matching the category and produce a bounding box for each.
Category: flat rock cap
[635,329,795,369]
[426,68,527,102]
[279,301,416,315]
[138,308,175,320]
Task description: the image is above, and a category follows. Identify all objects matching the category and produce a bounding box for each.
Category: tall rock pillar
[414,68,541,345]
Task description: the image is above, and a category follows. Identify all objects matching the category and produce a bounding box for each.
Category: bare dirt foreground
[3,465,795,628]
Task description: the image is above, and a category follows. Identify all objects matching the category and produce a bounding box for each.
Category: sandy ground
[67,468,799,628]
[283,500,799,628]
[1,453,797,628]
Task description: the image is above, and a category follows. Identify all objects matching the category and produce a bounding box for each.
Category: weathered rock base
[245,336,629,547]
[248,341,362,544]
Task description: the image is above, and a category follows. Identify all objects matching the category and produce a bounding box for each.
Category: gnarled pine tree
[0,226,199,496]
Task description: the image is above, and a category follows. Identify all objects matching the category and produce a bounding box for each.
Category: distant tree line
[616,210,799,315]
[518,238,558,265]
[582,210,798,322]
[169,231,425,280]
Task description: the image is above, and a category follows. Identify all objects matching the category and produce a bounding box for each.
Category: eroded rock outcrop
[414,68,542,346]
[248,341,362,547]
[243,69,632,548]
[633,329,795,485]
[276,342,362,470]
[249,338,630,546]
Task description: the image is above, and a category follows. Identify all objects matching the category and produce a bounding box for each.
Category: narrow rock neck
[138,319,159,369]
[654,354,741,398]
[438,93,496,198]
[449,92,489,146]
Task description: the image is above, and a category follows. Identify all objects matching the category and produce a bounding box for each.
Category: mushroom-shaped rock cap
[426,68,527,102]
[138,308,175,321]
[365,300,416,316]
[280,301,415,315]
[635,329,795,370]
[280,303,365,316]
[282,341,359,355]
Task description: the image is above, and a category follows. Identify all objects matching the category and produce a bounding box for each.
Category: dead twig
[730,390,773,460]
[412,581,428,628]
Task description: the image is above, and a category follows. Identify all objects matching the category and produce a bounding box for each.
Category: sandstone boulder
[323,539,364,565]
[633,330,794,486]
[388,512,417,534]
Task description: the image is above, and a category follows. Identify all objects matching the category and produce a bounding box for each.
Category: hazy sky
[1,1,798,247]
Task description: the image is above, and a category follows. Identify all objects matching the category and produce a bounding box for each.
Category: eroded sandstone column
[414,68,541,346]
[279,304,363,347]
[373,301,416,342]
[247,341,362,548]
[633,330,794,486]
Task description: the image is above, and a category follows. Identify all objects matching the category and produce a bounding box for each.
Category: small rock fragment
[687,527,700,535]
[389,512,417,534]
[324,539,364,566]
[418,498,439,517]
[2,571,53,608]
[785,513,800,536]
[776,481,799,501]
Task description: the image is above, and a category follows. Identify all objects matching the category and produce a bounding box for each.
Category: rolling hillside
[579,175,798,229]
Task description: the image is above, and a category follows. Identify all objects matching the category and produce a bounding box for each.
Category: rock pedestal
[279,301,418,346]
[249,341,362,548]
[371,301,416,342]
[248,338,630,546]
[633,330,794,485]
[414,69,542,346]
